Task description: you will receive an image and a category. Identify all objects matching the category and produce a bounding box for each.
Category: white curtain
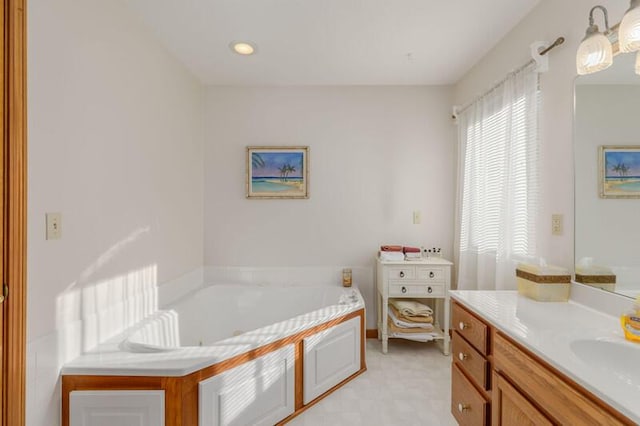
[455,63,540,291]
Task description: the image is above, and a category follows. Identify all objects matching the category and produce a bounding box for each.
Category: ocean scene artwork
[600,146,640,198]
[247,146,309,198]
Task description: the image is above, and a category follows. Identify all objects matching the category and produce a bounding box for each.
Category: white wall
[204,86,456,328]
[454,0,628,271]
[27,0,204,424]
[575,85,640,268]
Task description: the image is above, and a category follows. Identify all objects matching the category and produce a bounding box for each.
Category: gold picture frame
[246,146,309,199]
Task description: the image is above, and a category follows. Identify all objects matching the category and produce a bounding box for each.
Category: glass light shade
[619,2,640,52]
[230,42,256,55]
[576,32,613,75]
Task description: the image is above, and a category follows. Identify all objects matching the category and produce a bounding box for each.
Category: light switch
[46,212,62,240]
[413,210,421,225]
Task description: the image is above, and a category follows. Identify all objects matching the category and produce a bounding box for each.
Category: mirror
[574,53,640,299]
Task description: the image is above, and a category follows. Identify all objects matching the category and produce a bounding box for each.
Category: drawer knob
[458,352,468,361]
[457,403,470,413]
[427,286,433,293]
[429,271,435,278]
[401,286,407,294]
[459,322,469,330]
[399,271,405,278]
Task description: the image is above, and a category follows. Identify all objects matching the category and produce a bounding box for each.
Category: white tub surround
[450,290,639,424]
[61,286,366,426]
[203,265,377,329]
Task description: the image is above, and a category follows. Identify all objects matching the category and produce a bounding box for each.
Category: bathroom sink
[570,339,640,386]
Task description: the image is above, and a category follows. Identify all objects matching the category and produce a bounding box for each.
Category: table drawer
[416,267,446,282]
[389,282,444,297]
[453,331,489,390]
[386,267,415,280]
[452,302,489,355]
[452,363,488,426]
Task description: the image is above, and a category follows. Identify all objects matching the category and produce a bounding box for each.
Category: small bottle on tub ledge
[342,268,352,287]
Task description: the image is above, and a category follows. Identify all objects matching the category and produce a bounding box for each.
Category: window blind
[456,63,539,290]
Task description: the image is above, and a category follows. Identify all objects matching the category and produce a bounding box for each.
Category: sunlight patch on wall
[56,264,158,364]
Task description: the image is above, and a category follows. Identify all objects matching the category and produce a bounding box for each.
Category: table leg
[382,296,388,354]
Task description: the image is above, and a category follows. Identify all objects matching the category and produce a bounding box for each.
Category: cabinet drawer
[386,267,415,280]
[389,282,444,297]
[452,363,488,426]
[453,331,488,390]
[416,267,445,282]
[494,333,629,426]
[453,302,489,355]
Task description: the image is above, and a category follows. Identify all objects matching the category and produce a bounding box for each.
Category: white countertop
[450,290,640,424]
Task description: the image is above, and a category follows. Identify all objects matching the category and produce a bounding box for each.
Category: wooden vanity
[451,299,635,425]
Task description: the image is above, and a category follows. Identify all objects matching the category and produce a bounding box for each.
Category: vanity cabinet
[492,332,629,426]
[451,301,491,425]
[376,257,452,354]
[451,300,635,426]
[492,372,551,426]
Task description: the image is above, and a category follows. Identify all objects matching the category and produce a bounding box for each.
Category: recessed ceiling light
[230,41,256,56]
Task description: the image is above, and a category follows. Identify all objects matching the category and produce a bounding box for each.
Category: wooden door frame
[2,0,27,425]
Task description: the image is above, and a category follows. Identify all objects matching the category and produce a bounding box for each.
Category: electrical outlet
[551,214,563,236]
[46,212,62,240]
[413,210,421,224]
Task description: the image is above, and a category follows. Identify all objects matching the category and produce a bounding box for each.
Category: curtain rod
[452,37,564,119]
[538,36,565,56]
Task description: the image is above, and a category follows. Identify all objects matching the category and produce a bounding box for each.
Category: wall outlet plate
[551,213,563,236]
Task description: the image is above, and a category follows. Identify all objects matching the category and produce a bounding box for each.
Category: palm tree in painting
[286,164,296,181]
[252,153,265,169]
[611,162,630,180]
[278,165,288,182]
[277,163,296,182]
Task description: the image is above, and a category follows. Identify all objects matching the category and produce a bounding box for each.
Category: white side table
[376,256,452,355]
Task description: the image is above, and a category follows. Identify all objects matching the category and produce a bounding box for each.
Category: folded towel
[404,252,422,260]
[387,318,434,334]
[379,251,405,262]
[387,333,436,343]
[389,299,433,317]
[403,246,421,253]
[389,304,433,324]
[387,318,439,342]
[381,245,403,252]
[388,307,434,330]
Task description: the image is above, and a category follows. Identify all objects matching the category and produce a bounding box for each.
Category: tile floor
[287,338,457,426]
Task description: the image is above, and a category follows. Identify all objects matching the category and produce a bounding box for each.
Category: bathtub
[62,284,366,426]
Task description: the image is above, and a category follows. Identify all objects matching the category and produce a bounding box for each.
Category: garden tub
[62,284,366,426]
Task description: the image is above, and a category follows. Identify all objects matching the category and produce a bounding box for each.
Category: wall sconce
[577,2,640,75]
[619,0,640,52]
[576,6,612,75]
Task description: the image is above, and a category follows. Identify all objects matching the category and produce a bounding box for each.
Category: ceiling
[126,0,540,86]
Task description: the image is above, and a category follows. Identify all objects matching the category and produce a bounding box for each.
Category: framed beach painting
[599,145,640,199]
[246,146,309,199]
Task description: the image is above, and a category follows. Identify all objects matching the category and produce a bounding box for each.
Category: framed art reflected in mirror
[599,145,640,199]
